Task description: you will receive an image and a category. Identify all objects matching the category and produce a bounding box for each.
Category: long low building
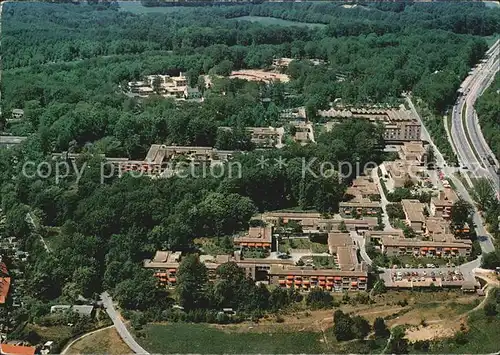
[269,266,368,292]
[261,211,378,233]
[53,144,237,177]
[380,235,472,257]
[339,199,382,217]
[233,226,273,250]
[144,248,368,293]
[321,107,421,143]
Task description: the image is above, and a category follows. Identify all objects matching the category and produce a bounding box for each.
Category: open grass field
[278,238,329,254]
[139,323,332,353]
[137,290,482,354]
[66,327,131,355]
[233,16,326,29]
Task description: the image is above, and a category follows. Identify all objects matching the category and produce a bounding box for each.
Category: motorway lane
[406,95,495,254]
[451,40,499,188]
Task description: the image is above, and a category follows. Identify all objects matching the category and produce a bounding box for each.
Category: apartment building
[261,211,378,233]
[401,199,426,233]
[425,217,450,237]
[320,107,421,143]
[0,262,10,305]
[381,160,426,189]
[430,189,458,219]
[233,226,273,250]
[291,121,313,145]
[268,266,368,292]
[247,127,282,148]
[261,211,322,230]
[381,234,472,258]
[339,199,382,217]
[54,145,237,178]
[144,251,182,287]
[11,109,24,120]
[128,73,199,100]
[269,233,368,292]
[398,141,426,166]
[345,176,380,200]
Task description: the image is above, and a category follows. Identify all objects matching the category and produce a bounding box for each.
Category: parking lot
[391,268,464,283]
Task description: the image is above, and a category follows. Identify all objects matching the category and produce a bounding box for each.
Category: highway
[406,95,496,254]
[101,292,150,355]
[450,39,500,190]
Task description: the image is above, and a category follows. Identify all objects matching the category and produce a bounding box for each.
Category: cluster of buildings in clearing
[142,156,470,294]
[127,73,202,101]
[53,145,238,178]
[144,226,369,293]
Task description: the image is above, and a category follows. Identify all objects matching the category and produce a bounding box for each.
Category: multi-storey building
[233,226,273,250]
[380,234,472,258]
[430,189,458,219]
[321,107,421,143]
[398,141,426,166]
[53,145,236,178]
[345,176,380,200]
[339,199,382,217]
[401,199,426,233]
[246,127,282,148]
[0,262,10,305]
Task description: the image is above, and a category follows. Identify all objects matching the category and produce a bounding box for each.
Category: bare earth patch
[230,70,290,83]
[405,322,460,342]
[66,327,131,355]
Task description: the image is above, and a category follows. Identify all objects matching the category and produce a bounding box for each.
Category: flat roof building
[399,141,426,166]
[145,248,368,293]
[401,199,426,233]
[381,233,472,258]
[233,226,273,249]
[339,198,382,217]
[321,107,421,143]
[430,189,458,219]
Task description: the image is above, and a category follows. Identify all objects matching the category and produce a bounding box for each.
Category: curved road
[101,292,150,355]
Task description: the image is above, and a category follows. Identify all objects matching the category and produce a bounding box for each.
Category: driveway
[101,292,150,355]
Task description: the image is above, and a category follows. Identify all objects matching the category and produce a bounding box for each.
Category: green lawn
[233,16,326,28]
[278,238,329,253]
[139,323,329,353]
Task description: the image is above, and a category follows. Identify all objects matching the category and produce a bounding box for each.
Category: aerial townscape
[0,0,500,354]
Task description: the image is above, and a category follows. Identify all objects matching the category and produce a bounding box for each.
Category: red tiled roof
[0,344,36,355]
[0,277,11,304]
[0,262,8,276]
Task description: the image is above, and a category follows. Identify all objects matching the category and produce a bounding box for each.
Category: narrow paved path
[101,292,150,354]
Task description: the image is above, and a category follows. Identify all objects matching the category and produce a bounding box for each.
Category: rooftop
[269,265,367,277]
[0,344,36,355]
[381,235,471,248]
[425,217,449,235]
[401,199,426,223]
[431,189,458,207]
[233,226,273,244]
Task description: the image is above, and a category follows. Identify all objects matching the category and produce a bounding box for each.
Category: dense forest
[0,0,499,329]
[476,72,500,161]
